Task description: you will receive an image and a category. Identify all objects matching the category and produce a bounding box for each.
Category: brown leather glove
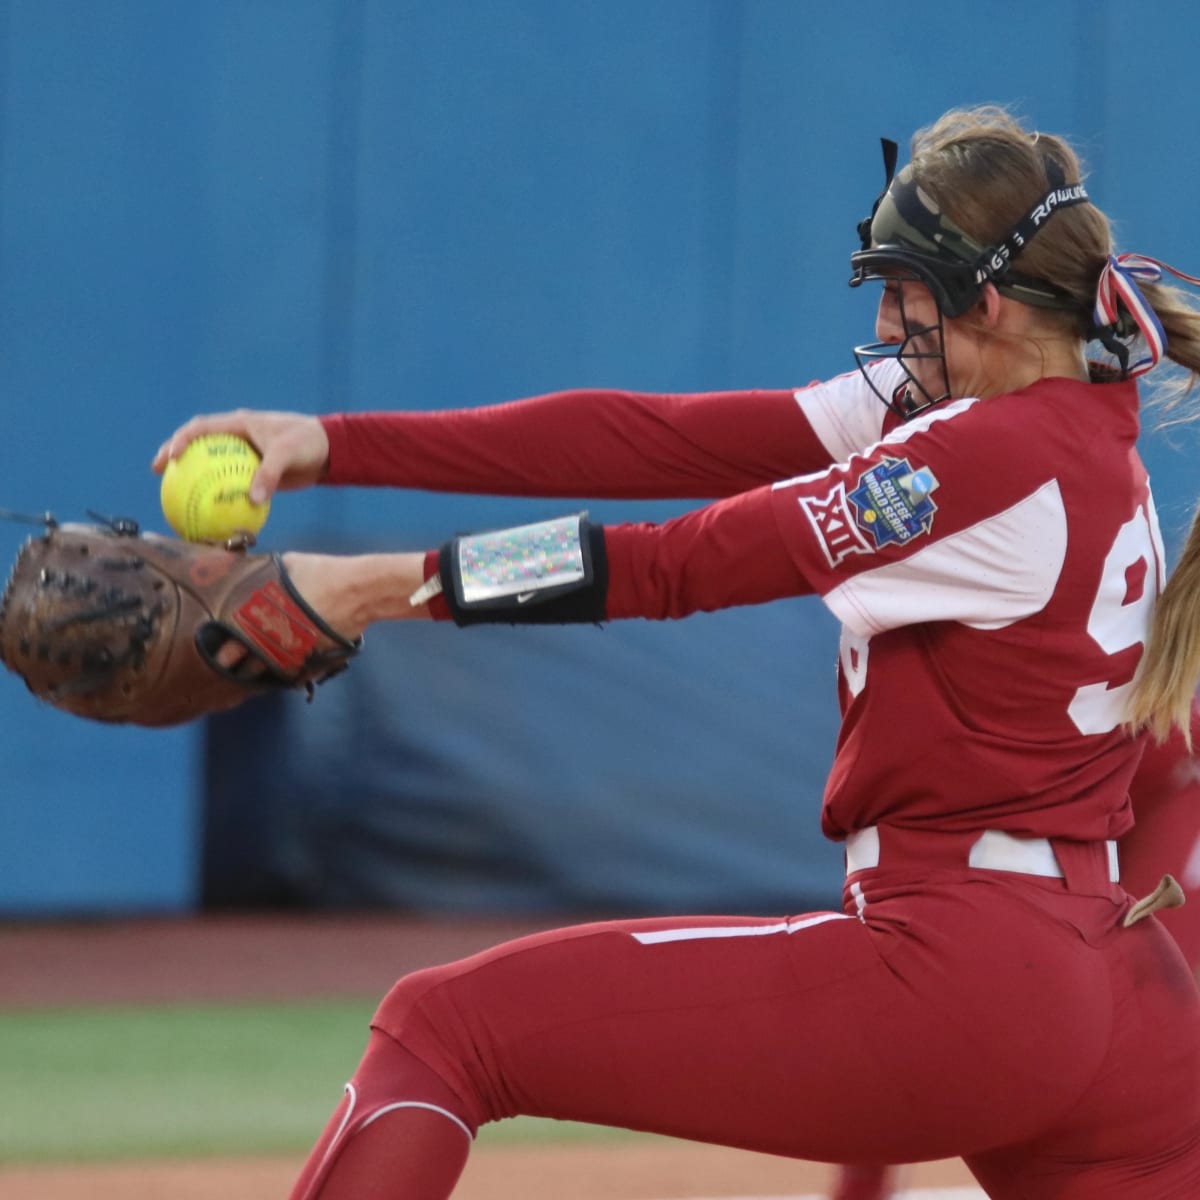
[0,516,359,727]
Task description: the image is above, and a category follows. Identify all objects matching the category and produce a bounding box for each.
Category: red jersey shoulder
[773,390,1048,576]
[770,377,1145,626]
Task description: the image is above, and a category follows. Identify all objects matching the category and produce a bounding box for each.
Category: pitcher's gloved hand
[0,515,359,727]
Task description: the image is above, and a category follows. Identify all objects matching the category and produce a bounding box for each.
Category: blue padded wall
[3,0,1199,913]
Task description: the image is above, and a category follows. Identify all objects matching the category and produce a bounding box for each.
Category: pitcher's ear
[977,281,1003,328]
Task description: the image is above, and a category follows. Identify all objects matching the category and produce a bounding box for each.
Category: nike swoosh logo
[516,591,536,604]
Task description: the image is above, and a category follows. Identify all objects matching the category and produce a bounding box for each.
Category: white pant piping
[360,1099,475,1141]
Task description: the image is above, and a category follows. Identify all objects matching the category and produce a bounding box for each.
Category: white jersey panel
[793,362,898,462]
[824,479,1069,637]
[785,384,983,491]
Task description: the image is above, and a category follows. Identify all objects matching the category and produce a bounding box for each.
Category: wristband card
[454,513,591,606]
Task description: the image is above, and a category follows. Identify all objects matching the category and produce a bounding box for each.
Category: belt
[845,826,1120,883]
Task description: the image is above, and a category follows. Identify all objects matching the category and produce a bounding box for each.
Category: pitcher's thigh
[372,910,1055,1164]
[967,917,1200,1200]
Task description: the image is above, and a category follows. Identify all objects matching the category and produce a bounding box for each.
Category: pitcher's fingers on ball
[223,415,331,503]
[154,411,329,502]
[246,434,309,504]
[152,411,257,474]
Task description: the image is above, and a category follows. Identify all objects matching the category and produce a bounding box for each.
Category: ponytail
[1139,279,1200,393]
[1125,283,1200,748]
[1128,503,1200,748]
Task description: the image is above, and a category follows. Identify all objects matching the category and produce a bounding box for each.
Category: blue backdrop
[3,0,1199,914]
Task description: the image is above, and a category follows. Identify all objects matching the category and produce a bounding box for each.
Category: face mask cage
[848,137,1092,419]
[852,271,952,420]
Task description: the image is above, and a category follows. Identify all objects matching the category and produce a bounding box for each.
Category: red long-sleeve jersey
[320,362,1160,843]
[321,382,839,499]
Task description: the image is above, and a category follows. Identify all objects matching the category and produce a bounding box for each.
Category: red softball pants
[293,828,1200,1199]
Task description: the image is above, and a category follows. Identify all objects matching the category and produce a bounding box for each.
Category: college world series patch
[848,457,939,549]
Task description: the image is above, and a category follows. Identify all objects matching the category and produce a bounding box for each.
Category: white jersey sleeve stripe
[793,363,897,462]
[865,391,984,452]
[824,479,1069,637]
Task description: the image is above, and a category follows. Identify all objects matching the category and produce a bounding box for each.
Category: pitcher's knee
[370,962,501,1127]
[290,1030,476,1200]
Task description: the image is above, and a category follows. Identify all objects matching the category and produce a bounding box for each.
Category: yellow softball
[160,434,271,543]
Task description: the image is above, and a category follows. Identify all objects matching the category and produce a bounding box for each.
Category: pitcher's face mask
[849,138,1089,418]
[867,272,953,416]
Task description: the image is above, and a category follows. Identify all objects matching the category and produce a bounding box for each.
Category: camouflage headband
[870,165,985,266]
[851,142,1091,317]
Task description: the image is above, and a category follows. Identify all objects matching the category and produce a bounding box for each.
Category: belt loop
[1051,838,1120,896]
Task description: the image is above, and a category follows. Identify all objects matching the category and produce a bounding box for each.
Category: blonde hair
[912,106,1200,745]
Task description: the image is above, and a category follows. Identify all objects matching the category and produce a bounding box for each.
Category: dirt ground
[0,914,980,1199]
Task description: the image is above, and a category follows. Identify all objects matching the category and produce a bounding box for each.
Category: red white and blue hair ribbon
[1094,252,1200,376]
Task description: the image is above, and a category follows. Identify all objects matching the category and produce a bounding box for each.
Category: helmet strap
[973,177,1090,291]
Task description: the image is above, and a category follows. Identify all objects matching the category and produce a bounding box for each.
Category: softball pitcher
[156,106,1200,1199]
